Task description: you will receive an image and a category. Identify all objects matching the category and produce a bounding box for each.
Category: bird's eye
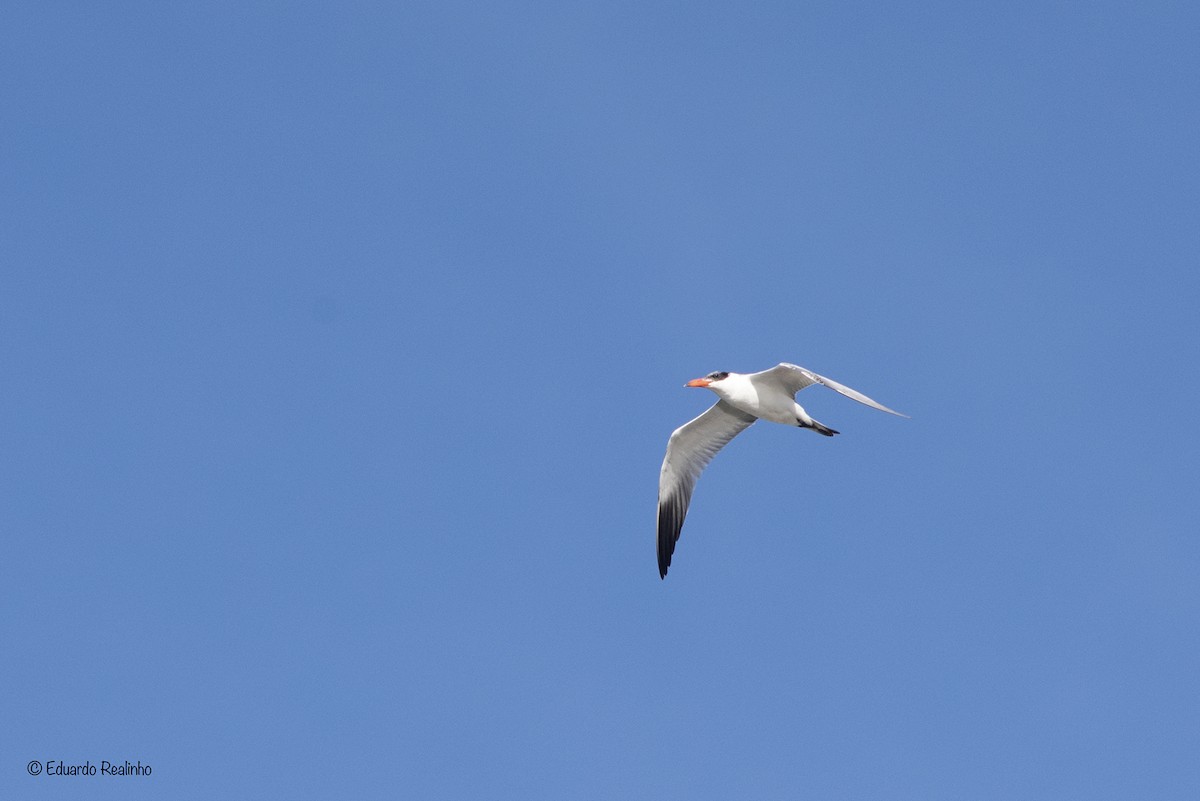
[708,372,729,381]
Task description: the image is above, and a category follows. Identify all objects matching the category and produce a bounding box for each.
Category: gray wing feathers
[757,363,907,418]
[657,400,757,578]
[809,370,908,417]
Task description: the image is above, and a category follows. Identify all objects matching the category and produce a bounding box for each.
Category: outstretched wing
[657,400,757,578]
[751,363,908,417]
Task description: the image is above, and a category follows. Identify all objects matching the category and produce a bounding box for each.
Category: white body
[704,371,816,426]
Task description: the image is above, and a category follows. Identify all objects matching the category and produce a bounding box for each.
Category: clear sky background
[3,2,1199,799]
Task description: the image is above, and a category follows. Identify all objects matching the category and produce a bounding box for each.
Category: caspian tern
[657,363,905,578]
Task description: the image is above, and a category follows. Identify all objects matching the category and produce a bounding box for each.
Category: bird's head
[685,371,730,389]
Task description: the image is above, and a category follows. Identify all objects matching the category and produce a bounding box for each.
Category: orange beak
[685,377,712,388]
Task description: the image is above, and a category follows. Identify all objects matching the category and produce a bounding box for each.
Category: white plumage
[657,363,906,578]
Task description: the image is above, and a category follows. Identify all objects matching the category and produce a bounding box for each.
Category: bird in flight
[657,363,906,578]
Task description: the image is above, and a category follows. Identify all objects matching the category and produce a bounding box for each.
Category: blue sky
[3,1,1199,798]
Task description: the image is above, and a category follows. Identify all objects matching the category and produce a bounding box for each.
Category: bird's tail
[802,418,839,437]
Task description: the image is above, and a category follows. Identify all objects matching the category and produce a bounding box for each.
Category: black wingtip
[657,502,681,579]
